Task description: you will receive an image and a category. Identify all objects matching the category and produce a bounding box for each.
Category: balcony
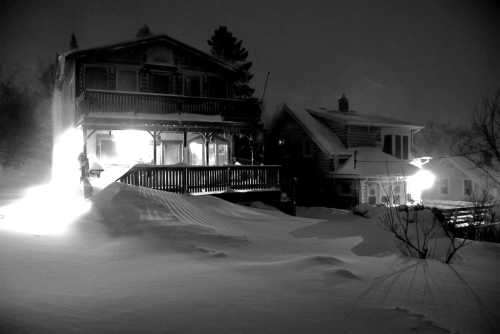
[117,164,281,195]
[77,89,261,123]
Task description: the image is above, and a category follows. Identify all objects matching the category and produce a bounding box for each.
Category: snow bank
[0,182,498,333]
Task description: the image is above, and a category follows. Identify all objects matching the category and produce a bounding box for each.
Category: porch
[117,164,281,195]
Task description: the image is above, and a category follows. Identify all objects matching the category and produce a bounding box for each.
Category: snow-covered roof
[282,103,349,156]
[308,108,423,130]
[334,147,418,178]
[61,34,236,72]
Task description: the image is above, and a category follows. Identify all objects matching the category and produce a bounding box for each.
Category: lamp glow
[407,169,436,204]
[0,128,91,236]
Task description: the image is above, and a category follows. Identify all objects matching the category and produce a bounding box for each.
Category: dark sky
[1,0,499,126]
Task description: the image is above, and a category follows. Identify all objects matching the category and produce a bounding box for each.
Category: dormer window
[383,133,409,160]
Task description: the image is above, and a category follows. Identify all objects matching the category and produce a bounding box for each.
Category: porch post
[183,130,187,164]
[82,126,87,155]
[153,131,157,165]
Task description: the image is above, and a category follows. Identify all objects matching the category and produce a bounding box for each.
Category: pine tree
[136,24,153,38]
[69,33,79,49]
[208,26,255,98]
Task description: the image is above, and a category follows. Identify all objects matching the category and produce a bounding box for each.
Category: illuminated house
[55,34,279,194]
[422,156,500,208]
[268,95,422,207]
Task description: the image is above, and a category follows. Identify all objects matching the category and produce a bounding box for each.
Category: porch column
[153,131,157,165]
[184,130,188,163]
[82,126,87,155]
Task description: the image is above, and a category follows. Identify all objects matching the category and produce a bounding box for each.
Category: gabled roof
[61,34,236,72]
[281,103,349,156]
[334,147,418,178]
[308,108,423,130]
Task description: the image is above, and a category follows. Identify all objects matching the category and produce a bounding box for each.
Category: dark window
[440,179,449,195]
[383,135,392,155]
[338,181,352,195]
[303,140,313,157]
[207,76,226,98]
[85,67,107,90]
[403,136,409,160]
[116,70,137,91]
[151,72,173,93]
[395,135,401,159]
[464,179,472,196]
[185,76,201,96]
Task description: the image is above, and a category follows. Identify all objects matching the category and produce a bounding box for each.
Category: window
[395,135,401,159]
[383,134,410,160]
[97,137,116,160]
[116,69,137,91]
[162,141,182,165]
[464,179,473,196]
[383,135,392,155]
[367,183,379,205]
[402,136,409,160]
[207,76,226,98]
[338,181,353,195]
[208,138,229,166]
[151,72,173,93]
[440,179,449,195]
[85,66,107,89]
[303,140,313,157]
[185,75,201,96]
[189,138,204,166]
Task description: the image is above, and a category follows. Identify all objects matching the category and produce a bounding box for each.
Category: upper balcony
[76,89,261,124]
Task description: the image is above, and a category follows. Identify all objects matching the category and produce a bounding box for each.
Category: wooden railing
[77,89,260,122]
[117,164,281,195]
[437,205,494,227]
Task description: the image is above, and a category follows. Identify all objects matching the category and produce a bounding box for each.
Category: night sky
[1,0,499,126]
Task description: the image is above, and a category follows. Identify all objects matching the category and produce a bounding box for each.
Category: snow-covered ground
[0,182,499,333]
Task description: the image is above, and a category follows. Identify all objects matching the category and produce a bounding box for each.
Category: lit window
[208,139,228,166]
[162,141,182,165]
[189,139,204,166]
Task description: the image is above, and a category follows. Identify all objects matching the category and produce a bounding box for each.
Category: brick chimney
[338,93,349,112]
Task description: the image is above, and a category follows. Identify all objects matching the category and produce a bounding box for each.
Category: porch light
[407,169,435,204]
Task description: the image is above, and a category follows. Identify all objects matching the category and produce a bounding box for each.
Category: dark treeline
[0,63,55,168]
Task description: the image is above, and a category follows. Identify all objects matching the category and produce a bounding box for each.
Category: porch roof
[333,147,418,179]
[79,112,253,132]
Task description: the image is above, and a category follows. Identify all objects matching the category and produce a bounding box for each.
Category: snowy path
[0,183,499,333]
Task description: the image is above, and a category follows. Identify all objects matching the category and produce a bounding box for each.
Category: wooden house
[267,95,422,207]
[55,34,279,195]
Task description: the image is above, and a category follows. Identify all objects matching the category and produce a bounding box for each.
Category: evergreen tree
[136,24,153,38]
[69,33,79,49]
[208,26,255,98]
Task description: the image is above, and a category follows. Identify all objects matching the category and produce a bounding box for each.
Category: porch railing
[77,89,260,122]
[117,164,281,195]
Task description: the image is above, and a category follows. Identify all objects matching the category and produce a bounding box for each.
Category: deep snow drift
[0,183,499,333]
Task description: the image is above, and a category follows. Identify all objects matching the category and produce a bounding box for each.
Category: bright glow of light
[0,128,91,236]
[113,130,153,165]
[407,169,436,204]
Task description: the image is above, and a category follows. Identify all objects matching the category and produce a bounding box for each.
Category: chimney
[338,93,349,112]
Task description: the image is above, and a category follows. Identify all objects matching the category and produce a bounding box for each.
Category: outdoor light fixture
[407,169,436,204]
